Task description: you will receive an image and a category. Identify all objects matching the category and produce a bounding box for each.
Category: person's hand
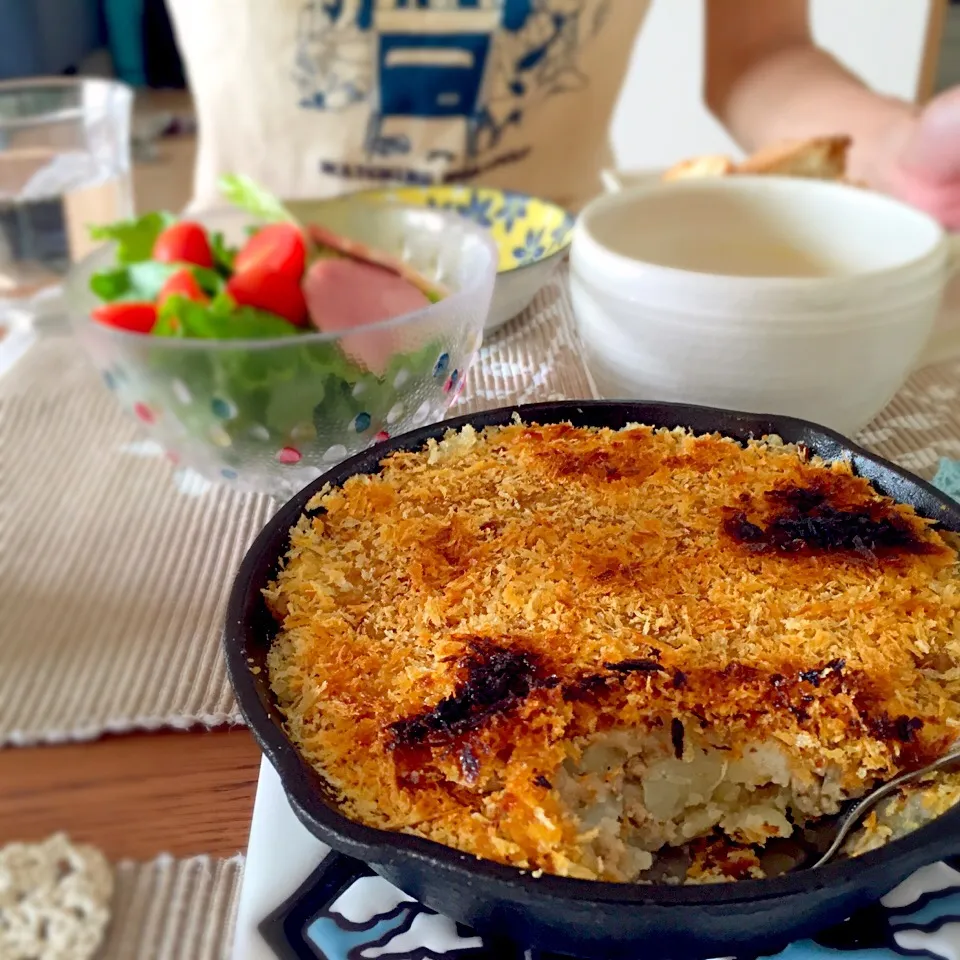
[885,87,960,230]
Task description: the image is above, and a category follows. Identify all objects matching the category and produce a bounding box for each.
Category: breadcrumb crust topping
[266,422,960,879]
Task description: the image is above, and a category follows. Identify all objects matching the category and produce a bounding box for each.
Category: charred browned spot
[864,713,924,744]
[765,485,830,513]
[604,658,665,674]
[562,657,946,757]
[388,640,558,748]
[671,718,685,759]
[722,481,940,558]
[725,512,765,545]
[459,743,480,784]
[722,506,925,555]
[835,682,941,761]
[720,661,765,683]
[790,694,815,723]
[748,659,851,724]
[563,673,617,702]
[533,774,553,789]
[798,658,845,687]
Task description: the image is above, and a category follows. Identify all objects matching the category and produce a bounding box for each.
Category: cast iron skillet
[224,400,960,960]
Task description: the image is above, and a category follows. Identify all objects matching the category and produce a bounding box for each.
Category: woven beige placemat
[1,270,957,744]
[102,854,243,960]
[0,378,272,743]
[859,361,960,477]
[0,275,591,745]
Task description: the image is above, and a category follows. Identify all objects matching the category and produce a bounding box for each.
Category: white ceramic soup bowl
[570,176,960,436]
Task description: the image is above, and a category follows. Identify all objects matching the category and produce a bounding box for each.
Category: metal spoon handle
[810,746,960,870]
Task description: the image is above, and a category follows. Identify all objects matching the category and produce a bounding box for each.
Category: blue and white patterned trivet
[934,459,960,503]
[260,853,960,960]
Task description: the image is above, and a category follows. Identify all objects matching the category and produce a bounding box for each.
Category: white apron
[167,0,650,212]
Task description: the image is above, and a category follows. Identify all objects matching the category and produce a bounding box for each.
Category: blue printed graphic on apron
[293,0,609,171]
[295,1,376,111]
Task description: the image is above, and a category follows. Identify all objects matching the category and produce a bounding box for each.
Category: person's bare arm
[704,0,920,189]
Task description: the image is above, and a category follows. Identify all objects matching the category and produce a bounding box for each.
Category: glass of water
[0,77,133,329]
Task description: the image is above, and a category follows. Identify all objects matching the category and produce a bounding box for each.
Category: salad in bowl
[68,177,497,496]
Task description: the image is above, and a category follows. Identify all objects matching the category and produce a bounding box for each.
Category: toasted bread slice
[736,135,851,180]
[662,154,736,182]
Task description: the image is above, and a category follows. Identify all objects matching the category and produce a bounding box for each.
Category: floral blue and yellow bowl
[360,186,574,333]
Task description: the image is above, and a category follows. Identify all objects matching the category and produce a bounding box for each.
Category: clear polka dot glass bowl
[66,201,497,497]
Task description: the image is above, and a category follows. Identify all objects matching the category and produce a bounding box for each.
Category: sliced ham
[303,257,429,374]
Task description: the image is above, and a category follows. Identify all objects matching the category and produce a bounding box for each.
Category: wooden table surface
[0,729,262,861]
[0,111,265,866]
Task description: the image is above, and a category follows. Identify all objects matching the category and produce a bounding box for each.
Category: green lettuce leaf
[88,211,177,263]
[89,261,173,302]
[89,262,225,304]
[142,313,446,461]
[217,174,298,225]
[152,293,300,341]
[209,230,237,275]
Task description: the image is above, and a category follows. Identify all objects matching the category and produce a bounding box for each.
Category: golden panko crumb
[266,422,960,880]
